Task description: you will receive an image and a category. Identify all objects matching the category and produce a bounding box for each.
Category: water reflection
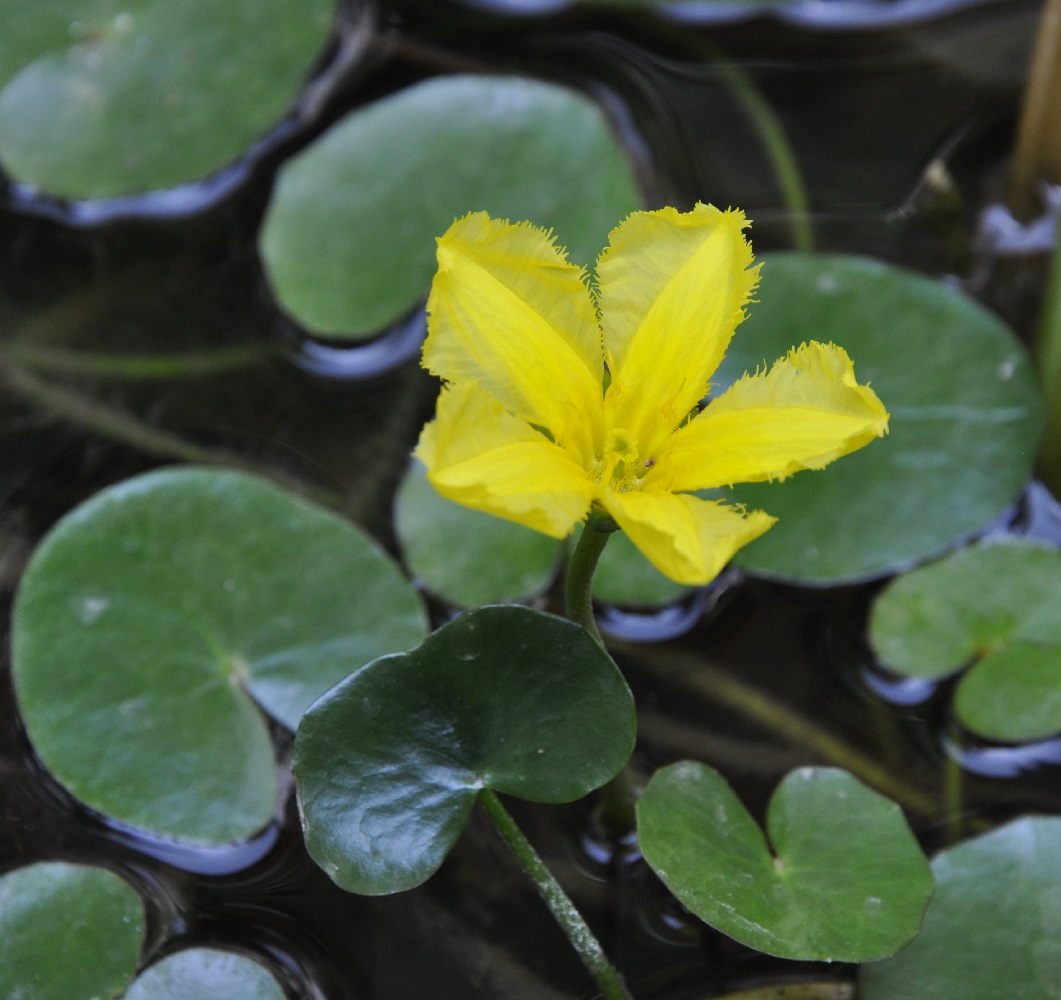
[599,568,740,643]
[947,733,1061,778]
[287,308,427,381]
[103,820,281,878]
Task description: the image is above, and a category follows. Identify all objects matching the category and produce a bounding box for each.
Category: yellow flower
[415,204,889,585]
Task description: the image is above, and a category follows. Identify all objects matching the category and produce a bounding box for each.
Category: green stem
[716,60,814,253]
[565,511,614,645]
[942,742,965,845]
[1035,223,1061,493]
[7,343,276,380]
[1007,0,1061,218]
[0,360,231,466]
[479,790,634,1000]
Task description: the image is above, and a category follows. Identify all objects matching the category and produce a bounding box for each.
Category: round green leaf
[126,949,285,1000]
[12,467,427,844]
[636,762,934,961]
[259,74,640,339]
[0,861,144,1000]
[0,0,334,199]
[870,540,1061,741]
[293,605,636,894]
[861,817,1061,1000]
[394,459,560,607]
[711,254,1042,583]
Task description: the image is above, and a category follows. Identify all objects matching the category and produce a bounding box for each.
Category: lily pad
[636,762,934,961]
[293,605,635,894]
[0,0,334,199]
[711,254,1042,583]
[861,816,1061,1000]
[869,540,1061,741]
[0,861,144,1000]
[259,74,640,339]
[126,949,285,1000]
[12,467,427,844]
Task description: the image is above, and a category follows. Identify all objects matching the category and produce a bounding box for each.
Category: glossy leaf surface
[712,254,1042,583]
[0,861,144,1000]
[0,0,334,198]
[861,817,1061,1000]
[870,540,1061,741]
[12,467,426,844]
[126,949,285,1000]
[294,605,635,894]
[259,74,640,338]
[637,762,934,961]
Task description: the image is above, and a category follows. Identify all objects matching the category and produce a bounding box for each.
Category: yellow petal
[415,381,594,538]
[649,341,890,493]
[596,204,759,455]
[422,212,604,462]
[601,488,775,585]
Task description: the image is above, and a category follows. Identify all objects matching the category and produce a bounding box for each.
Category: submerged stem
[1007,0,1061,218]
[565,511,615,645]
[479,790,634,1000]
[7,343,276,380]
[715,59,814,253]
[1035,226,1061,492]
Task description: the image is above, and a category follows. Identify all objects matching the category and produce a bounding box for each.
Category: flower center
[597,428,653,491]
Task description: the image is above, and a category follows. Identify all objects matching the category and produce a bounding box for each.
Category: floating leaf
[0,0,335,199]
[126,949,285,1000]
[293,605,635,894]
[394,459,559,607]
[637,762,933,961]
[869,540,1061,741]
[12,467,427,844]
[710,254,1042,583]
[0,861,144,1000]
[861,817,1061,1000]
[259,74,640,339]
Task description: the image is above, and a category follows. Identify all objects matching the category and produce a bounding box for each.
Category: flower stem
[1035,220,1061,493]
[565,512,615,645]
[479,790,634,1000]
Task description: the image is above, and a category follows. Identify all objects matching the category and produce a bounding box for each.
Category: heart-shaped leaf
[0,0,334,199]
[125,949,285,1000]
[636,761,934,961]
[861,817,1061,1000]
[711,254,1042,583]
[0,861,144,1000]
[293,605,635,894]
[259,74,640,339]
[869,540,1061,741]
[12,467,427,844]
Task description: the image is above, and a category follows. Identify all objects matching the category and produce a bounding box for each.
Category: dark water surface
[1,1,1059,997]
